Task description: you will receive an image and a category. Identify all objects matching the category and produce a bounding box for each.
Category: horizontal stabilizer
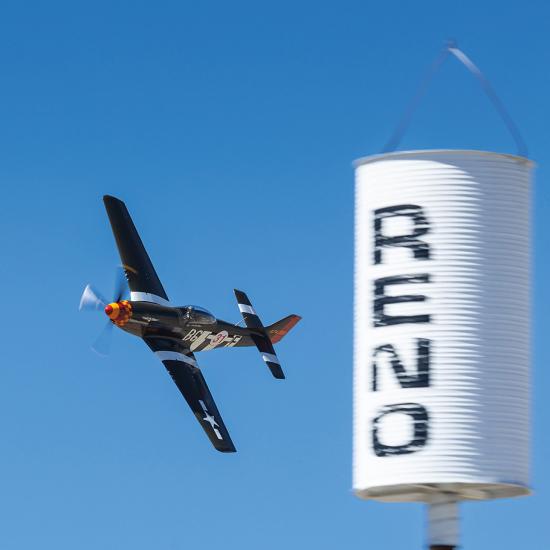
[234,289,263,329]
[234,289,288,379]
[251,333,285,379]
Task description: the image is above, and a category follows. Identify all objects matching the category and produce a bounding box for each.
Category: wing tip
[103,194,126,207]
[217,446,237,453]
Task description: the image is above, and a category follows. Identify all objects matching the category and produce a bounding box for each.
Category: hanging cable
[382,41,528,158]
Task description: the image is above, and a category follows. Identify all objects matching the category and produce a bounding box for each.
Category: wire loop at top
[382,43,528,158]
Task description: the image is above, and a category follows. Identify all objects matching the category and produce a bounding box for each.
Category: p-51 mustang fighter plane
[79,195,301,452]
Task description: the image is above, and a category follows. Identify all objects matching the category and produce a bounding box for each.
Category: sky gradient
[0,1,548,548]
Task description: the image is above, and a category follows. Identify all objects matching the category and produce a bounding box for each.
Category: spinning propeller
[79,268,128,356]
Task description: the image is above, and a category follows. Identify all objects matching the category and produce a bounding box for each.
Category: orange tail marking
[269,315,301,344]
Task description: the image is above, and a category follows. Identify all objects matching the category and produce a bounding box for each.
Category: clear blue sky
[0,1,548,548]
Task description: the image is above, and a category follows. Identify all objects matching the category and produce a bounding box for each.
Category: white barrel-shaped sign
[353,150,532,502]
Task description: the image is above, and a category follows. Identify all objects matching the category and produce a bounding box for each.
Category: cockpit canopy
[179,305,217,325]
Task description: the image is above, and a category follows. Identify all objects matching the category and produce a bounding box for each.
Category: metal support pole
[428,496,459,549]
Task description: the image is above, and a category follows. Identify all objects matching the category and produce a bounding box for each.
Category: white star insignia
[202,411,219,429]
[199,400,223,440]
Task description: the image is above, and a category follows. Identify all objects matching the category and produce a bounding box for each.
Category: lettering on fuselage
[183,329,242,351]
[370,204,431,457]
[141,316,159,323]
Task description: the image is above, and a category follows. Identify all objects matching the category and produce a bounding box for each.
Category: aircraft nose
[104,303,118,319]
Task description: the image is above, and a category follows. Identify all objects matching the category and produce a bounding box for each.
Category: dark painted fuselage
[116,301,257,352]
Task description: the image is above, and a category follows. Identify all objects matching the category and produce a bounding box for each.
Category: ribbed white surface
[353,150,533,502]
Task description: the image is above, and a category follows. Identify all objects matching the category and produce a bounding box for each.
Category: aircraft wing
[144,336,236,453]
[103,195,170,305]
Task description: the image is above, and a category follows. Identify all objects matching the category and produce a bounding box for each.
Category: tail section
[252,334,285,380]
[234,289,300,379]
[234,289,263,329]
[266,315,302,344]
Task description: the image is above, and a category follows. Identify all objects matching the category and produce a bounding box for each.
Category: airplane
[79,195,301,453]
